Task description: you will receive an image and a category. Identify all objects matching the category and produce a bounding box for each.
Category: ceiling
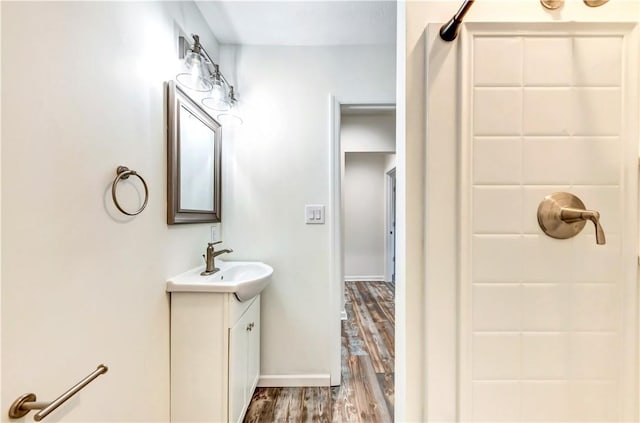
[195,1,397,46]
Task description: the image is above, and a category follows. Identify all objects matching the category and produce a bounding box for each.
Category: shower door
[455,23,639,422]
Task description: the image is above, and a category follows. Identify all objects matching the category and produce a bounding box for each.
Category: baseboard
[344,275,385,282]
[341,309,348,320]
[257,374,331,387]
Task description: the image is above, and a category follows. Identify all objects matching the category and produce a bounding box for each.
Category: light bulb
[217,97,243,126]
[202,73,230,111]
[176,49,213,92]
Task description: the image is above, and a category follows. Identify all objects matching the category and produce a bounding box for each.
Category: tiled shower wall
[467,31,633,422]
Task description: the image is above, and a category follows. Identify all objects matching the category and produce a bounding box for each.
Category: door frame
[385,167,397,283]
[328,96,395,386]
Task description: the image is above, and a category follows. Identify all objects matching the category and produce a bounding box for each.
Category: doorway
[331,101,397,418]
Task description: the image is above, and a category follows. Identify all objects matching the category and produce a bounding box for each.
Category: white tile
[472,235,523,283]
[523,137,620,186]
[522,235,573,283]
[569,381,619,422]
[474,37,523,86]
[524,37,572,86]
[523,186,571,234]
[522,284,570,331]
[473,285,521,331]
[523,88,571,135]
[573,37,622,87]
[522,137,573,184]
[572,88,621,136]
[570,283,619,331]
[570,138,621,185]
[522,382,569,422]
[473,333,521,379]
[522,333,568,379]
[569,333,619,379]
[473,187,522,233]
[474,88,523,136]
[572,234,621,283]
[473,137,521,184]
[570,185,621,235]
[472,381,521,422]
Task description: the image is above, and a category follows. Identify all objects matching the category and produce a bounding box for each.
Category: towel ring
[111,166,148,216]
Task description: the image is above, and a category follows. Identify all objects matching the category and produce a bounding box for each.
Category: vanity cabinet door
[229,310,250,423]
[245,298,260,399]
[228,296,261,423]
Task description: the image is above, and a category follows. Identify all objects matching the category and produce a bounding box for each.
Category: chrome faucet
[201,241,234,276]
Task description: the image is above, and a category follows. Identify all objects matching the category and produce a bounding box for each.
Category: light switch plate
[305,205,325,224]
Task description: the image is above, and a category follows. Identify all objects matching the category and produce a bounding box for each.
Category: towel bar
[8,364,108,421]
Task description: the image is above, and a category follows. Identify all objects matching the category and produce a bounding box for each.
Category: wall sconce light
[202,64,230,111]
[176,35,213,92]
[177,34,242,124]
[217,86,243,126]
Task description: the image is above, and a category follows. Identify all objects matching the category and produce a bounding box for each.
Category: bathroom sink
[166,260,273,301]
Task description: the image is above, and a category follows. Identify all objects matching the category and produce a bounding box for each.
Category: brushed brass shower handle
[560,207,606,245]
[560,207,599,224]
[537,192,606,246]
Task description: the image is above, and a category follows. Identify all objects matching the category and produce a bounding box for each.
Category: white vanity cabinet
[170,292,260,423]
[229,298,260,423]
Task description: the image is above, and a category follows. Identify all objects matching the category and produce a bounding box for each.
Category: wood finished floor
[244,281,395,423]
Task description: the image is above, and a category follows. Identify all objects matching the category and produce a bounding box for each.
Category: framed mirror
[167,81,222,224]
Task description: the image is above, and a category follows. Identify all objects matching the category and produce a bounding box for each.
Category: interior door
[457,23,639,422]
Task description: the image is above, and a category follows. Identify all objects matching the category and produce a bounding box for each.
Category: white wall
[341,112,396,281]
[1,2,221,421]
[344,152,394,280]
[405,1,640,421]
[219,45,395,382]
[384,153,397,174]
[341,113,396,152]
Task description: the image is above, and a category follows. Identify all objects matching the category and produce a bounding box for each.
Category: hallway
[244,281,395,422]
